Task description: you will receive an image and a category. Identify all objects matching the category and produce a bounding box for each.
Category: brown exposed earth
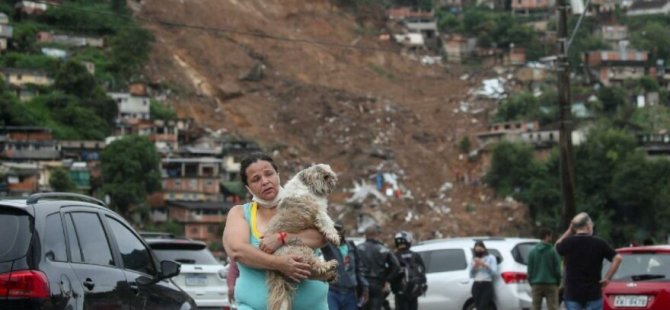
[134,0,532,241]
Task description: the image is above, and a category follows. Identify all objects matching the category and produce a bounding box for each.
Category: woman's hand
[277,255,311,282]
[260,233,283,254]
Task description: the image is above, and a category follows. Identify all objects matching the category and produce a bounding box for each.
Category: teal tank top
[234,202,328,310]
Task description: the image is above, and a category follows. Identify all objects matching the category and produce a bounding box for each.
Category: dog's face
[299,164,337,197]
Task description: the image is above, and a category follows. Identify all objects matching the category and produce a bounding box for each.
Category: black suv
[0,193,197,309]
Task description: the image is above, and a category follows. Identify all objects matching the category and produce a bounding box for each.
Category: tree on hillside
[596,86,628,116]
[150,100,177,121]
[101,135,161,219]
[110,27,154,81]
[0,86,37,126]
[631,22,670,62]
[54,61,97,97]
[49,167,76,192]
[111,0,127,14]
[484,141,539,197]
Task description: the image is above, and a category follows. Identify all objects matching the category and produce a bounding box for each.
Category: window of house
[44,213,67,262]
[549,133,555,140]
[68,212,114,266]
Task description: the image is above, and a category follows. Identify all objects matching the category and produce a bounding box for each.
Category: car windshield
[151,247,219,265]
[0,209,32,262]
[611,253,670,281]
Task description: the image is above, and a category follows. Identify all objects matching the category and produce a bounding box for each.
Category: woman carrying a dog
[223,152,329,310]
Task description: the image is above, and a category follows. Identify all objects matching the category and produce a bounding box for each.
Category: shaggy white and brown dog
[265,163,340,310]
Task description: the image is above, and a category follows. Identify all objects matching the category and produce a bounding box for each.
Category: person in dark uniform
[357,224,401,310]
[391,231,427,310]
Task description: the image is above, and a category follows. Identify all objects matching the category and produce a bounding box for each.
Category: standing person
[357,224,402,310]
[222,152,329,310]
[321,221,370,310]
[391,231,427,310]
[555,212,623,310]
[469,240,498,310]
[527,228,562,310]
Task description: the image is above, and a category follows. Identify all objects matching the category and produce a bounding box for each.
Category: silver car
[412,237,539,310]
[145,236,230,310]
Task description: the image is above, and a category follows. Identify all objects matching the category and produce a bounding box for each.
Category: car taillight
[0,270,50,298]
[500,271,528,284]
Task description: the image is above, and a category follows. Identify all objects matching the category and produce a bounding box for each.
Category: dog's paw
[325,231,340,246]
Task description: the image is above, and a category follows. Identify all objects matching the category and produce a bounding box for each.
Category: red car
[603,245,670,309]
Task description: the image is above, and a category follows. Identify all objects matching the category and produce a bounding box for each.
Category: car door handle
[129,282,140,295]
[83,278,95,291]
[460,280,471,285]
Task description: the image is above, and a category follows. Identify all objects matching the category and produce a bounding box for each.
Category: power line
[566,0,593,51]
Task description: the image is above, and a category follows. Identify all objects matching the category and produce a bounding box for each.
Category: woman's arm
[223,206,311,282]
[260,228,327,253]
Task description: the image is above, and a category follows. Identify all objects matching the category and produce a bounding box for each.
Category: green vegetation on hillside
[0,0,154,139]
[486,122,670,245]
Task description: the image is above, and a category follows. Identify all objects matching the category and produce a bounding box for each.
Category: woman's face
[245,160,280,201]
[474,245,486,256]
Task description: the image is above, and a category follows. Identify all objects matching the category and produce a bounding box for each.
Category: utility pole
[557,0,577,228]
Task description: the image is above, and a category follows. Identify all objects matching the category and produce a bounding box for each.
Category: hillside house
[15,1,48,15]
[442,35,477,63]
[627,0,670,15]
[0,14,13,52]
[600,25,629,48]
[519,126,588,148]
[638,133,670,156]
[108,92,151,122]
[161,157,223,202]
[503,47,527,66]
[165,200,234,250]
[583,49,650,86]
[404,20,439,50]
[68,161,91,191]
[512,0,552,14]
[387,7,434,21]
[476,121,540,146]
[1,162,40,196]
[36,32,104,48]
[0,126,60,161]
[0,68,53,87]
[60,140,105,161]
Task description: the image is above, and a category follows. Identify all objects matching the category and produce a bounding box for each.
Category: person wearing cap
[555,212,622,310]
[357,224,401,310]
[391,231,427,310]
[321,221,370,310]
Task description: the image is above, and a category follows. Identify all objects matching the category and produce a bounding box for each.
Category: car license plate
[614,295,648,307]
[185,275,207,286]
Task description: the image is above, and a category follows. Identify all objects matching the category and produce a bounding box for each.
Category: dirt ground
[136,0,534,241]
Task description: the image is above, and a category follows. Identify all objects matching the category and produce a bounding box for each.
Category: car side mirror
[160,260,181,278]
[137,260,181,286]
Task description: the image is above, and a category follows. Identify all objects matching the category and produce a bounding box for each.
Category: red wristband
[278,232,287,245]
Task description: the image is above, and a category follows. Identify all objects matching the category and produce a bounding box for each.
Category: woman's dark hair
[473,240,488,255]
[240,152,278,186]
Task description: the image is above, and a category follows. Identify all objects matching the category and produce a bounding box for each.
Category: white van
[412,237,539,310]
